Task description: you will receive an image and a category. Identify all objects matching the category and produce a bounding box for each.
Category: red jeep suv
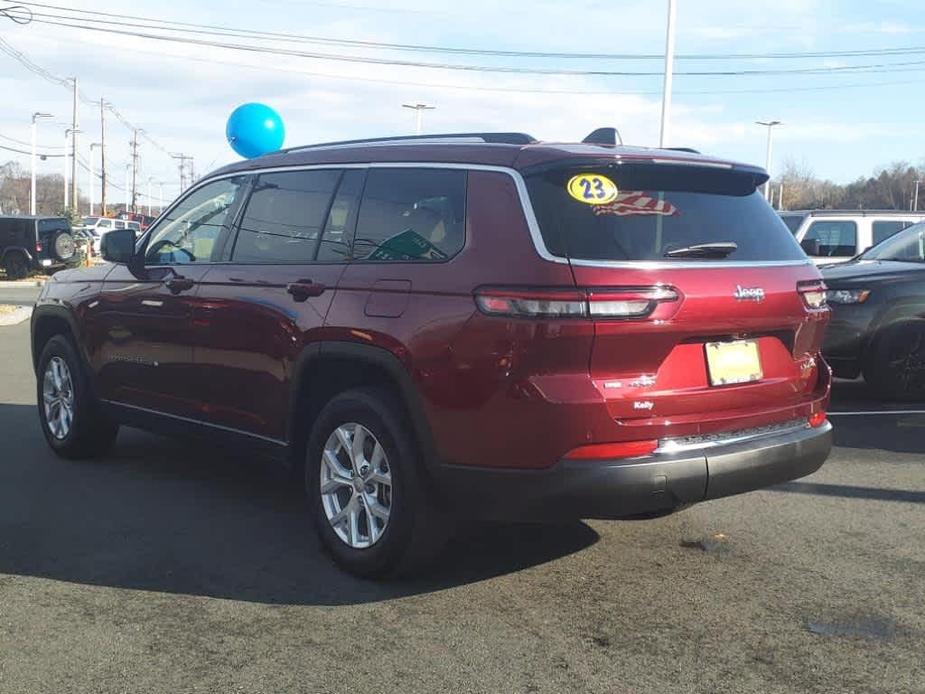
[30,131,832,577]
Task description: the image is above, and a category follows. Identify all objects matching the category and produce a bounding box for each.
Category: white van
[782,210,925,265]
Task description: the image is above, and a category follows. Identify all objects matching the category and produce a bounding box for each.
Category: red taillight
[475,286,678,320]
[35,241,43,253]
[798,280,827,309]
[808,411,827,428]
[563,439,659,460]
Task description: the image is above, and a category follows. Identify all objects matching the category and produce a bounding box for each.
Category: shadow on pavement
[771,481,925,504]
[830,413,925,454]
[0,403,598,606]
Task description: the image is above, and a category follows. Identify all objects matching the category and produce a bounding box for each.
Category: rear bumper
[439,421,832,520]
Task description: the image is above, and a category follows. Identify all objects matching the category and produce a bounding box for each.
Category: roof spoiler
[582,127,624,146]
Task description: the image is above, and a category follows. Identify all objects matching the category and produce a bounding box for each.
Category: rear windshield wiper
[664,241,738,259]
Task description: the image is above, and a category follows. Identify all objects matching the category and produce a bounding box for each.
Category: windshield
[525,164,805,262]
[861,221,925,262]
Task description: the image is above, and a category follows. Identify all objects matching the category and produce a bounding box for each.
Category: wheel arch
[863,299,925,361]
[288,341,440,475]
[31,305,84,373]
[1,245,34,264]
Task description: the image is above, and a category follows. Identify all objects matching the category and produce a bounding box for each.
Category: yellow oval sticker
[566,173,618,205]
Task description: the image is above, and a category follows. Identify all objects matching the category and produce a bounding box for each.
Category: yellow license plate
[705,340,762,386]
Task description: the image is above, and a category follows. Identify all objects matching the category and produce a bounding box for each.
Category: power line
[0,132,64,149]
[15,13,925,77]
[0,142,64,157]
[55,29,925,98]
[16,1,925,63]
[0,36,173,157]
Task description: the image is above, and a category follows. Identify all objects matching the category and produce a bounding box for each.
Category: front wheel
[37,335,119,459]
[305,388,446,578]
[863,321,925,401]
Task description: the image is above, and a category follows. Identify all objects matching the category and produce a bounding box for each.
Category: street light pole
[401,103,435,135]
[756,120,782,201]
[658,0,677,148]
[914,179,922,212]
[65,128,81,211]
[30,112,53,215]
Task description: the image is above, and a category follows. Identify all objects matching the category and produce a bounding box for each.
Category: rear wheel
[3,251,29,280]
[37,335,119,459]
[305,388,446,578]
[863,321,925,401]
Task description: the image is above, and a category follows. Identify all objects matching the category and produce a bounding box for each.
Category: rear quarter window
[872,220,915,246]
[525,164,804,263]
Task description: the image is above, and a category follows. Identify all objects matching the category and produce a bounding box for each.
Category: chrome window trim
[146,162,811,271]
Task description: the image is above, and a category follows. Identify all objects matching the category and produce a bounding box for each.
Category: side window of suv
[353,168,466,262]
[232,169,341,263]
[804,220,857,257]
[145,177,246,265]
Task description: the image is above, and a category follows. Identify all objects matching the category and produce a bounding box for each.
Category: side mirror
[800,238,820,256]
[101,228,137,264]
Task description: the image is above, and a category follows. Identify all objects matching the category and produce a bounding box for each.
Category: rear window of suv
[525,164,804,262]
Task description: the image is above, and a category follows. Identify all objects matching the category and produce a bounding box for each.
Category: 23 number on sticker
[566,173,618,205]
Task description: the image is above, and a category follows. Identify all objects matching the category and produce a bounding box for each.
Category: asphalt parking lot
[0,316,923,694]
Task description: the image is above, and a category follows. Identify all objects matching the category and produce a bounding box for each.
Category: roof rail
[282,132,537,154]
[666,146,701,154]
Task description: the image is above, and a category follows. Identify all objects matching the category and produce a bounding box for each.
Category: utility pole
[71,77,79,213]
[658,0,677,148]
[89,142,102,216]
[124,163,131,213]
[130,129,140,214]
[99,98,107,216]
[401,103,435,135]
[64,128,80,209]
[62,129,69,210]
[158,182,164,214]
[146,177,154,216]
[914,179,922,212]
[171,153,193,192]
[756,121,781,201]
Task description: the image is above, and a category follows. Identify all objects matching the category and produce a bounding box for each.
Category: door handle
[286,281,327,302]
[166,276,195,294]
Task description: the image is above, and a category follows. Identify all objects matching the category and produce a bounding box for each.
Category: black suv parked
[0,216,78,279]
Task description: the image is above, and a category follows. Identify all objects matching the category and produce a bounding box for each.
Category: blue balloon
[226,103,285,159]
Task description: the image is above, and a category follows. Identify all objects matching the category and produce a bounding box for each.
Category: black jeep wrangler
[0,216,79,280]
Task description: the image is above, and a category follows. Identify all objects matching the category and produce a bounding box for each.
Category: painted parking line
[829,410,925,416]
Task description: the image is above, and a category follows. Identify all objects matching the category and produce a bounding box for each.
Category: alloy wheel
[319,422,393,549]
[42,356,75,440]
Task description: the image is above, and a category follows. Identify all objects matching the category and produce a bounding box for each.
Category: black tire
[3,251,29,281]
[305,388,447,578]
[36,334,119,459]
[863,321,925,401]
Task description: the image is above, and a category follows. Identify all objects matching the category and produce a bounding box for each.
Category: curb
[0,305,33,327]
[0,278,46,287]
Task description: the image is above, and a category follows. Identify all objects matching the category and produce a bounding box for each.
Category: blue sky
[1,0,923,206]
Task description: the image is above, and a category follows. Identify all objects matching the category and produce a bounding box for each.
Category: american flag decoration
[592,191,679,218]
